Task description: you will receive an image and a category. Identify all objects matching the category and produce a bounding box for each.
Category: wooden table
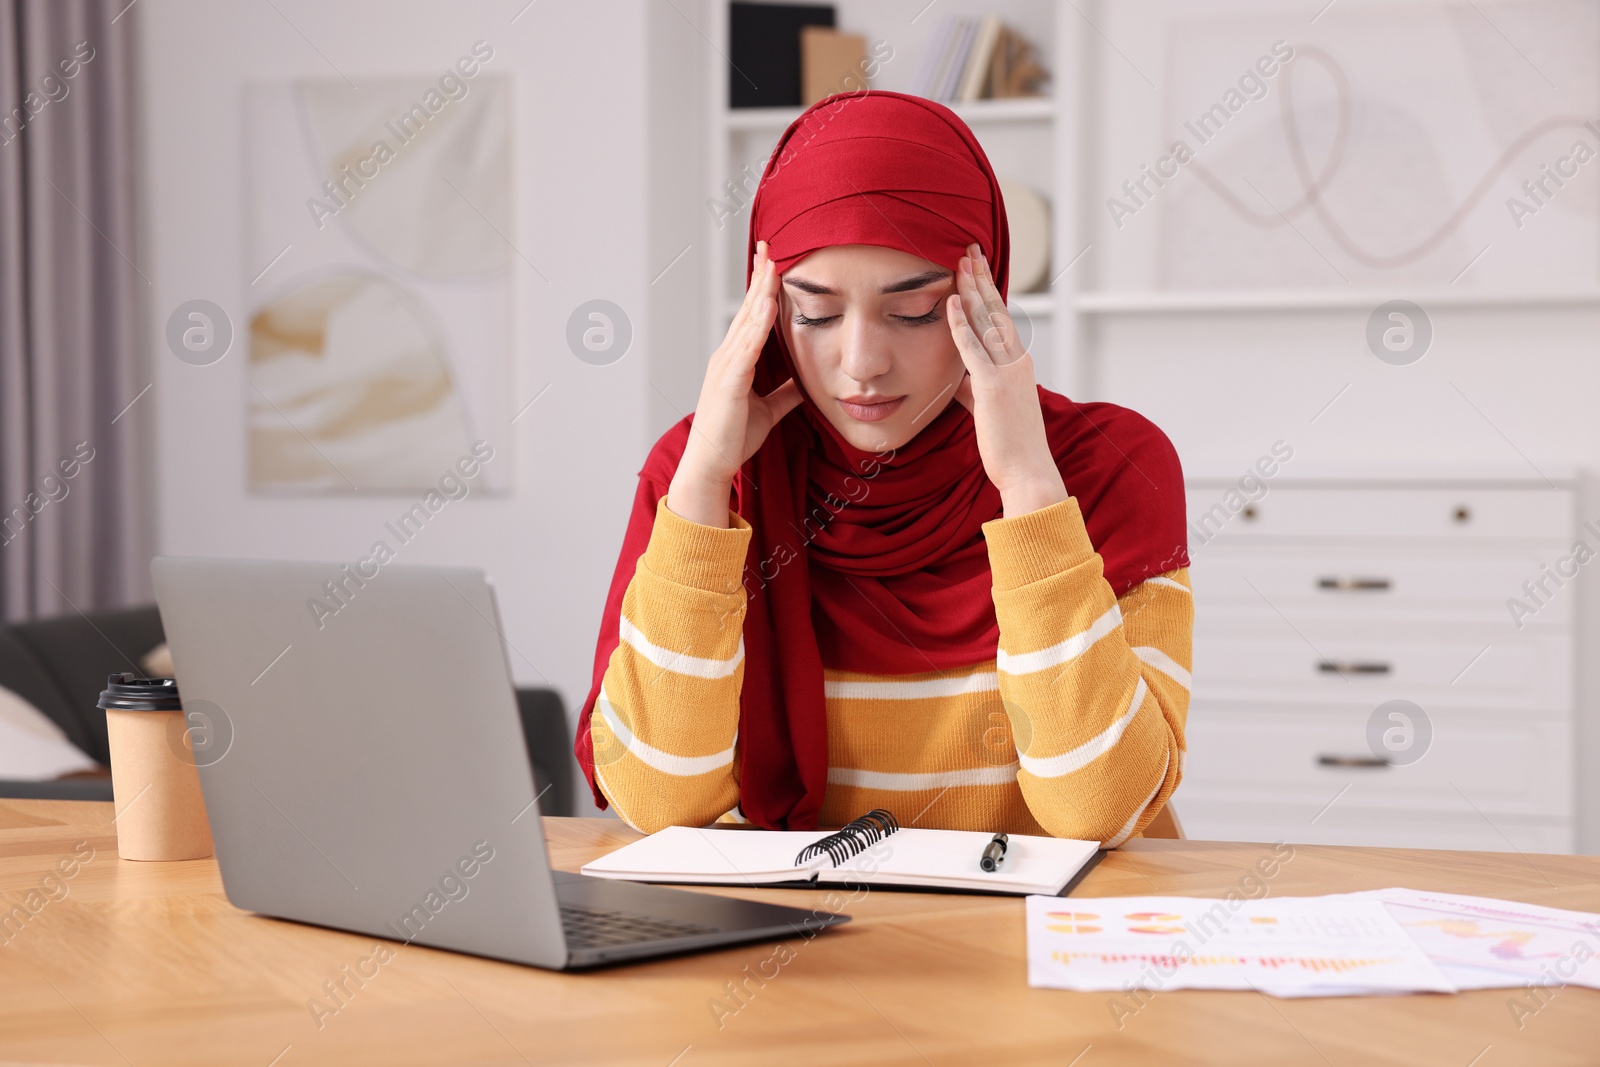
[1,799,1597,1066]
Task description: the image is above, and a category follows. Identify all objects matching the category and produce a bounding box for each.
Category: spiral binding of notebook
[793,808,901,867]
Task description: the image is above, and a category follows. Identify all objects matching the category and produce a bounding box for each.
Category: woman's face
[778,243,966,453]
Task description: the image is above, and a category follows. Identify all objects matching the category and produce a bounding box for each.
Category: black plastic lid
[97,672,182,711]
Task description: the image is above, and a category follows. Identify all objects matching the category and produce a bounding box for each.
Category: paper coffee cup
[98,673,214,861]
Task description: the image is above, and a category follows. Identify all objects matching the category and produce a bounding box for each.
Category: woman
[575,90,1192,846]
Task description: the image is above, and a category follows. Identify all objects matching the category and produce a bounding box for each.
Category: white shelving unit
[723,93,1057,133]
[1077,288,1600,315]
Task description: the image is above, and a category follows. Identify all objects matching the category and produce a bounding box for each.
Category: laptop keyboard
[560,904,719,948]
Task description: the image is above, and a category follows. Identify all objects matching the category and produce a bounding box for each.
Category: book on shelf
[912,15,1049,104]
[939,17,979,101]
[728,2,837,109]
[913,15,965,99]
[957,15,1004,102]
[987,24,1050,99]
[800,27,867,106]
[909,16,954,97]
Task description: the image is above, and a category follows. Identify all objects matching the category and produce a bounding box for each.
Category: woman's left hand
[947,242,1069,517]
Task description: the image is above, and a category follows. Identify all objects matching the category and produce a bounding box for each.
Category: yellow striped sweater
[589,494,1193,846]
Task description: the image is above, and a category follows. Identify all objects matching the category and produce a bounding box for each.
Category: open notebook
[580,810,1103,896]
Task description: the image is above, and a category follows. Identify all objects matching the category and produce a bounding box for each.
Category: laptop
[150,557,848,969]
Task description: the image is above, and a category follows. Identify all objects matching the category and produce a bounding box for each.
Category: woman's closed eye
[792,304,942,328]
[896,304,942,326]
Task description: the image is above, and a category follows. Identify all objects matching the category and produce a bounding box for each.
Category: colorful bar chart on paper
[1025,895,1457,998]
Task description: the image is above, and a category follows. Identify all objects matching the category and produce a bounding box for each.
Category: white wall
[647,3,712,433]
[138,0,681,815]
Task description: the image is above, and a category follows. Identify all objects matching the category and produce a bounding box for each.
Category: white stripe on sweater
[997,603,1122,676]
[595,688,735,776]
[1144,575,1190,594]
[826,764,1020,791]
[1018,676,1148,780]
[825,671,999,701]
[619,615,743,679]
[1133,645,1192,691]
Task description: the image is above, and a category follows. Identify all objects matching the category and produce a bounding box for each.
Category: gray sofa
[0,605,576,815]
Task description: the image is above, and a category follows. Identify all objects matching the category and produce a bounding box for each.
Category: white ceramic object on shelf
[999,177,1050,294]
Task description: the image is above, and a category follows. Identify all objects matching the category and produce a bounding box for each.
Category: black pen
[979,832,1008,872]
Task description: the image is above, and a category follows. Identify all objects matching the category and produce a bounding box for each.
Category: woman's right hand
[667,240,804,528]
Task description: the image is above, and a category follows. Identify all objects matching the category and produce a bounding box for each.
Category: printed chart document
[1343,888,1600,992]
[1025,894,1457,998]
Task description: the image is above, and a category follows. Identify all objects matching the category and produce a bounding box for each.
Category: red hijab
[576,91,1187,829]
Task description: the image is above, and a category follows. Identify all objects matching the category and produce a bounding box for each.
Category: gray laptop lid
[151,557,567,969]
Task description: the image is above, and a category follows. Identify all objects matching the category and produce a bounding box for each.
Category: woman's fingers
[968,244,1016,349]
[955,255,999,362]
[742,266,777,349]
[726,241,771,340]
[719,254,778,390]
[959,244,1024,364]
[947,293,996,374]
[958,263,1011,362]
[719,247,773,372]
[736,246,769,319]
[684,241,792,487]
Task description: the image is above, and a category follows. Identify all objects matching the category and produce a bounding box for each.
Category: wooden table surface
[1,799,1597,1066]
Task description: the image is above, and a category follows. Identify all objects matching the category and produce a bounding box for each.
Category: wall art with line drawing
[243,70,513,493]
[1146,0,1599,290]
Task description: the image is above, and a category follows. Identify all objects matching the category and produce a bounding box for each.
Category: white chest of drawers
[1178,474,1581,853]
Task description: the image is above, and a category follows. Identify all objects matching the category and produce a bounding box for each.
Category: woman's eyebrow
[782,269,954,296]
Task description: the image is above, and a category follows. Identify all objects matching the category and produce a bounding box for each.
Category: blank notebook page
[832,828,1099,892]
[581,827,831,883]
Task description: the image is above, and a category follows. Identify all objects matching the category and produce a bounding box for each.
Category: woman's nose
[838,316,892,382]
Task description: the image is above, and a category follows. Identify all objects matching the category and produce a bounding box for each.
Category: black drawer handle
[1317,660,1391,675]
[1317,576,1392,592]
[1317,754,1391,768]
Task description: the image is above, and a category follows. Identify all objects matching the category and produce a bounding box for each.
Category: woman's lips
[838,396,906,422]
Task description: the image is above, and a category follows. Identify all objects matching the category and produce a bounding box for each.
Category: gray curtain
[0,0,148,622]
